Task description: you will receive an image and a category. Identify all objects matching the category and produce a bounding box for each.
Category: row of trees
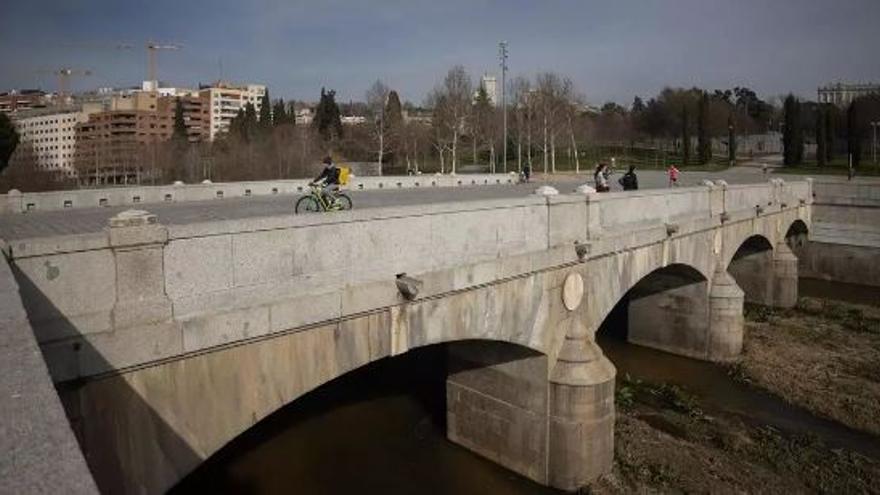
[4,68,879,192]
[783,94,880,167]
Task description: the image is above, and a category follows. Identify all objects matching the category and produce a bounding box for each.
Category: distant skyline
[2,0,879,106]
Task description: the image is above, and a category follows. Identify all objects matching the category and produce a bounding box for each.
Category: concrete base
[797,241,880,288]
[707,269,745,362]
[729,243,797,308]
[628,278,710,360]
[446,336,616,492]
[548,338,615,490]
[446,342,549,484]
[771,242,798,308]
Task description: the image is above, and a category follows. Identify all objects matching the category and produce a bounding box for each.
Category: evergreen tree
[172,98,188,141]
[385,90,403,130]
[847,100,862,168]
[825,106,835,163]
[385,90,404,164]
[782,94,803,166]
[259,90,272,131]
[728,113,736,165]
[229,107,246,140]
[697,91,711,164]
[816,105,827,167]
[631,96,646,114]
[313,87,343,141]
[272,98,288,126]
[681,107,691,166]
[0,113,20,174]
[244,102,258,139]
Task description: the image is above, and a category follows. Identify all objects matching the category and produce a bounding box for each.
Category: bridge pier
[770,242,798,309]
[446,341,550,484]
[548,335,615,490]
[446,331,615,491]
[728,241,798,309]
[706,267,745,362]
[625,265,746,363]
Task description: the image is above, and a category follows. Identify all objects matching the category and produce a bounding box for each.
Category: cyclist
[311,156,341,206]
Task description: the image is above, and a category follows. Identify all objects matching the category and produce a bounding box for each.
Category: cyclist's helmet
[322,156,333,165]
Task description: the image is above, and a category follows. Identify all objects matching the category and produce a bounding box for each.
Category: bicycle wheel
[336,193,353,210]
[295,195,322,214]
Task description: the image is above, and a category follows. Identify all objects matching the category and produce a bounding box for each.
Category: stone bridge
[3,179,817,493]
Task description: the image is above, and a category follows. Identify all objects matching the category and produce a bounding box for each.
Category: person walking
[667,164,680,187]
[594,163,610,192]
[618,165,639,191]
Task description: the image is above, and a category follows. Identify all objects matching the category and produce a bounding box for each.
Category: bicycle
[295,184,353,214]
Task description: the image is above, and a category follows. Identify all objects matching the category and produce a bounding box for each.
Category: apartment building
[0,89,49,114]
[73,91,209,184]
[11,106,98,179]
[199,82,267,140]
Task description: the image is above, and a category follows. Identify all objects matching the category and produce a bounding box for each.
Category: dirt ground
[585,297,880,494]
[586,376,880,494]
[737,298,880,436]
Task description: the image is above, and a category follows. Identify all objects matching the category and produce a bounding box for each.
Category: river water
[173,279,879,494]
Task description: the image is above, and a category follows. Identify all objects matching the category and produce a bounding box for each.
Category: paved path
[0,167,792,241]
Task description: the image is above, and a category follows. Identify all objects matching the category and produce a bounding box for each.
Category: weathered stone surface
[5,180,827,494]
[0,254,98,494]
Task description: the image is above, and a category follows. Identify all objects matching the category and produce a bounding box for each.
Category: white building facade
[201,82,267,140]
[818,82,880,107]
[12,109,94,178]
[480,75,498,106]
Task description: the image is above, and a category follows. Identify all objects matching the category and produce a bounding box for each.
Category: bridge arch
[594,263,720,360]
[172,337,548,492]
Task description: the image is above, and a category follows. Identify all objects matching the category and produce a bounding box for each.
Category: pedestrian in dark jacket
[619,165,639,191]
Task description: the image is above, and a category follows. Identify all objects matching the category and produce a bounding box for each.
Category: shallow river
[173,279,879,494]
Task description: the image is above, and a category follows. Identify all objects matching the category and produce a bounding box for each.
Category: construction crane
[145,42,182,89]
[35,68,93,98]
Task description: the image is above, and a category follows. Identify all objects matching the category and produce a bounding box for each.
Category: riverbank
[588,295,880,493]
[587,374,880,494]
[736,298,880,436]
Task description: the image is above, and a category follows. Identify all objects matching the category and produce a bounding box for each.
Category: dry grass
[740,298,880,436]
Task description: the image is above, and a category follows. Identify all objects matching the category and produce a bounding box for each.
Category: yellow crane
[145,42,182,88]
[35,67,93,98]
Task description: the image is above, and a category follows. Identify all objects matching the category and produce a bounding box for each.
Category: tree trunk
[543,111,548,175]
[551,134,556,173]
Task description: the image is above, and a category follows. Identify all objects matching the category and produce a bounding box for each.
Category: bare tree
[430,65,473,174]
[366,80,390,169]
[509,76,532,172]
[535,72,567,174]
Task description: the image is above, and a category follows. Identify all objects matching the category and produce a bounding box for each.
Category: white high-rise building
[480,75,498,106]
[200,82,267,140]
[11,106,99,178]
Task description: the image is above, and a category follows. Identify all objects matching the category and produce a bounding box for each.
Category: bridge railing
[0,173,518,214]
[0,252,98,493]
[588,186,714,231]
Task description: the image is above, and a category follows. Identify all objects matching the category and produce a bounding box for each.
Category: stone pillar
[548,332,616,490]
[771,242,798,308]
[446,341,550,484]
[728,246,774,306]
[627,278,710,359]
[706,267,745,362]
[108,210,172,329]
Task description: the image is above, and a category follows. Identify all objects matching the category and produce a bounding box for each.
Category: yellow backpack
[339,166,351,185]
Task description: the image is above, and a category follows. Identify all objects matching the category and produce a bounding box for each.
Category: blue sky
[2,0,879,106]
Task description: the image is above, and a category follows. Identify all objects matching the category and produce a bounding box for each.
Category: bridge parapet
[4,180,813,384]
[798,178,880,286]
[0,250,98,493]
[0,173,518,214]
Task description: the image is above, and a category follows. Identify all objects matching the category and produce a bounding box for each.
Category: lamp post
[499,41,508,174]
